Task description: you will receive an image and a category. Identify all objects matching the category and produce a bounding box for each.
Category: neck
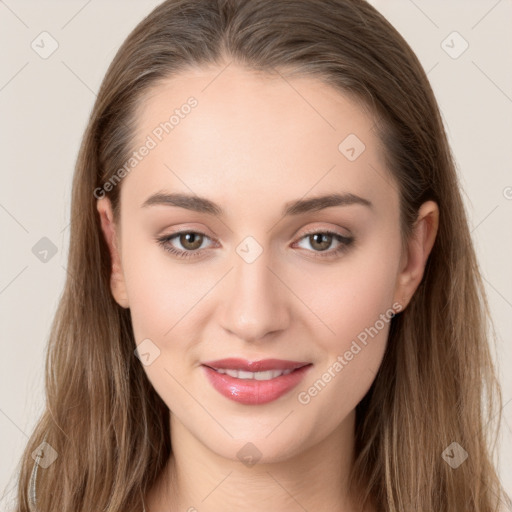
[146,409,373,512]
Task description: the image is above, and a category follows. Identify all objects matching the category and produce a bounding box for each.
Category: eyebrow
[141,191,373,216]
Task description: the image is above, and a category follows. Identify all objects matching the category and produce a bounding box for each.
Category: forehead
[121,65,396,218]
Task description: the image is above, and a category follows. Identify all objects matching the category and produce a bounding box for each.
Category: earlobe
[393,200,439,310]
[96,198,130,309]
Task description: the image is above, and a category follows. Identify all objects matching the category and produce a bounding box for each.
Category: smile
[211,368,294,380]
[201,358,313,405]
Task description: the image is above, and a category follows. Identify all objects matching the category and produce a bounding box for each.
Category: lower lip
[201,364,312,405]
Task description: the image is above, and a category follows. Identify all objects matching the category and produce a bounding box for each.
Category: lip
[201,358,313,405]
[201,358,310,372]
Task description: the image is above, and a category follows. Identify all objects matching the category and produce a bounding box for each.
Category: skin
[97,64,438,512]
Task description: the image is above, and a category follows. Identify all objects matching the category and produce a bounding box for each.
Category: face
[97,64,436,464]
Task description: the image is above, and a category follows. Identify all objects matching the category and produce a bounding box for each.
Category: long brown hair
[10,0,509,510]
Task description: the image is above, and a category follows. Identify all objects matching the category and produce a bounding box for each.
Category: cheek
[294,228,401,349]
[294,230,401,407]
[121,242,206,402]
[120,230,208,342]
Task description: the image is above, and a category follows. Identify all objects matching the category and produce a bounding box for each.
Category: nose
[218,244,290,343]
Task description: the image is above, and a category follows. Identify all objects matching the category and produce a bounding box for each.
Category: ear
[96,197,130,308]
[393,200,439,311]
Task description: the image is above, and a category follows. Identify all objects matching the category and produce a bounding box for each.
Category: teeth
[214,368,294,380]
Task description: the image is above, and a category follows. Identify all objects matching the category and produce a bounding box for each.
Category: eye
[156,231,215,259]
[293,229,354,259]
[156,228,354,260]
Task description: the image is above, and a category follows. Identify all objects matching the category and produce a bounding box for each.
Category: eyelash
[155,229,354,260]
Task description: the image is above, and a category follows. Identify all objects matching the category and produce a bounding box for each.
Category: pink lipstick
[201,358,312,405]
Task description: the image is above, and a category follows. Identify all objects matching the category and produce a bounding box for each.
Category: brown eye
[294,229,354,259]
[156,230,214,260]
[178,232,204,251]
[308,233,333,252]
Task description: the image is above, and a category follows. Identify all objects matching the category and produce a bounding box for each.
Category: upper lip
[201,358,312,372]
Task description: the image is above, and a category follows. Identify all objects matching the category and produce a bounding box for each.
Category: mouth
[201,358,313,405]
[201,358,311,378]
[206,367,298,380]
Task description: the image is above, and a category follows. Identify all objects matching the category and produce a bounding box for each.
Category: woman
[12,0,509,510]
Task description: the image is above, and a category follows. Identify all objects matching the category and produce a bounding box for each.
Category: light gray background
[1,0,511,509]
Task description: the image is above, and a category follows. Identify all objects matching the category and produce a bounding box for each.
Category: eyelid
[161,223,217,238]
[156,225,354,259]
[297,224,352,239]
[291,228,354,258]
[160,222,351,242]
